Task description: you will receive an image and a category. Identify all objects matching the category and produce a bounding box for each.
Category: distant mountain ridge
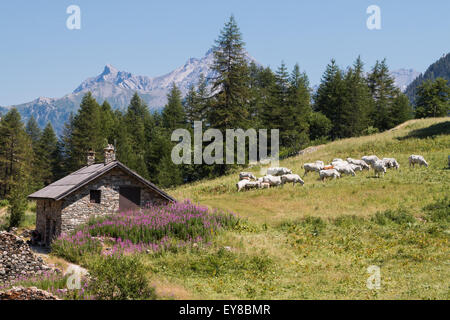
[404,53,450,103]
[0,49,259,134]
[0,49,422,134]
[391,69,421,92]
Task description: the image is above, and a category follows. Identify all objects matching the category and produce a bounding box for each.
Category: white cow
[266,167,292,176]
[315,160,325,167]
[331,160,349,167]
[349,163,363,172]
[319,169,341,181]
[362,155,380,167]
[236,179,249,192]
[409,155,428,168]
[382,158,400,170]
[244,181,261,190]
[347,158,370,170]
[262,175,283,186]
[333,164,356,176]
[239,172,256,181]
[303,162,324,176]
[281,174,305,186]
[260,182,270,189]
[239,172,256,180]
[373,160,387,177]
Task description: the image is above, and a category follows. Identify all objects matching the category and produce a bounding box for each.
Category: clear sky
[1,0,449,105]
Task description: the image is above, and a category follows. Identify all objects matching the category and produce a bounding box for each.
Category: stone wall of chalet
[60,167,169,233]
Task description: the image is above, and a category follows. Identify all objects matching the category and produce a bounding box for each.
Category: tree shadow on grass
[397,121,450,140]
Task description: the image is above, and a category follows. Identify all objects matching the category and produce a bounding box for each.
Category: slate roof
[28,161,176,202]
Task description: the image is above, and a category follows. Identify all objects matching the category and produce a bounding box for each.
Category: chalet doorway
[119,186,141,212]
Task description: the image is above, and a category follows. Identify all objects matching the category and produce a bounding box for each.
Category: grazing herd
[236,167,305,192]
[236,154,431,192]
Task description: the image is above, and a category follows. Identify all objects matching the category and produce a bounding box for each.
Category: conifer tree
[8,178,28,228]
[36,122,59,186]
[340,57,373,137]
[26,116,42,146]
[162,83,186,131]
[122,93,152,179]
[100,100,118,143]
[209,15,250,131]
[287,63,311,148]
[69,92,104,169]
[367,59,400,131]
[0,109,33,198]
[314,59,346,139]
[390,94,412,125]
[415,78,450,118]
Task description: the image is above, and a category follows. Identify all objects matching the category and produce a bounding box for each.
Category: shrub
[7,185,27,228]
[0,199,9,208]
[363,126,379,136]
[309,112,332,141]
[373,207,415,225]
[423,197,450,223]
[86,254,156,300]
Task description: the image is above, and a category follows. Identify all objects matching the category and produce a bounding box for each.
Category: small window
[90,190,101,204]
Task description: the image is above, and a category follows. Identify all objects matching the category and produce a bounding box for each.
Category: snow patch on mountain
[391,68,421,92]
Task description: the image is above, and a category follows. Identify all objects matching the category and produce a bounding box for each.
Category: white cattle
[262,175,283,186]
[349,163,363,172]
[382,158,400,170]
[347,158,370,170]
[303,162,324,176]
[236,179,249,192]
[244,181,261,190]
[266,167,292,176]
[319,169,341,181]
[281,174,305,186]
[315,160,325,167]
[331,160,349,167]
[362,155,380,166]
[373,160,387,177]
[239,172,256,181]
[409,155,428,168]
[260,182,270,189]
[333,164,356,176]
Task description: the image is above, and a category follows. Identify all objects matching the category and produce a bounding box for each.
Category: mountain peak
[102,64,119,75]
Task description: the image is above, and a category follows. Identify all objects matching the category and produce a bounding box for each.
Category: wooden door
[119,186,141,212]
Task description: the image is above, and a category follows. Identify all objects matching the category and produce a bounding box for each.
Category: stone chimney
[104,144,116,165]
[87,149,96,166]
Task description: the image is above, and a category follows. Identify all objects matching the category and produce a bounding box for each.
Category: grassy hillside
[145,117,449,299]
[11,118,448,300]
[171,118,450,224]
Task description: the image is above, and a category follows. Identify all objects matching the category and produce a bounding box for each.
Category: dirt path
[30,245,87,276]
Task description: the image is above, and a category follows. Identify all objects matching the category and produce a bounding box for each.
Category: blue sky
[1,0,449,105]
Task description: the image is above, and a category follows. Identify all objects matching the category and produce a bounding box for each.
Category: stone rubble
[0,286,59,300]
[0,231,53,284]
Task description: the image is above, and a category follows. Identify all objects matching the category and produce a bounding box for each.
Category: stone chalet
[28,145,176,246]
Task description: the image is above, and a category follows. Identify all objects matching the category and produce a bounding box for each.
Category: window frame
[90,189,101,204]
